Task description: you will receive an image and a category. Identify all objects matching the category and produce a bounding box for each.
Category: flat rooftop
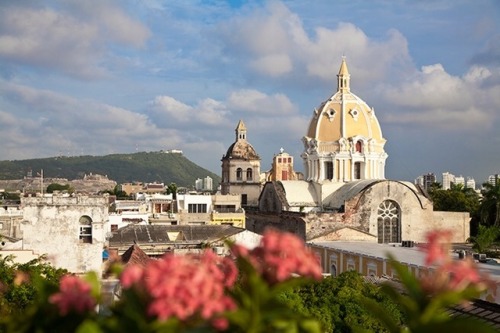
[309,241,500,282]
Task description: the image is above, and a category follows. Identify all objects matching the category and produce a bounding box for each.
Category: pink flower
[447,259,482,291]
[120,264,144,288]
[120,250,237,323]
[418,229,493,295]
[233,229,323,284]
[49,275,96,316]
[420,229,453,266]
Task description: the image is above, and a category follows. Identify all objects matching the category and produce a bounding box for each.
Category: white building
[442,172,455,190]
[195,176,213,192]
[20,194,108,275]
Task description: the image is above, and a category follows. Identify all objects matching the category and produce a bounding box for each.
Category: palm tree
[480,182,500,226]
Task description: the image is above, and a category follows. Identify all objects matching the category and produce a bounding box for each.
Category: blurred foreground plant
[0,229,323,333]
[360,230,497,333]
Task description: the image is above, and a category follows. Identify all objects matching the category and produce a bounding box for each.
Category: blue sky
[0,0,499,185]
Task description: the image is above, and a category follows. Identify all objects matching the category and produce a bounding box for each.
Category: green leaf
[75,320,103,333]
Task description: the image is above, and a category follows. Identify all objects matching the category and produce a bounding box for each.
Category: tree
[468,224,500,253]
[46,183,73,194]
[480,182,500,227]
[0,255,68,316]
[166,183,177,199]
[279,271,404,332]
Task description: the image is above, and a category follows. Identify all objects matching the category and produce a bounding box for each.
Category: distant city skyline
[0,1,499,184]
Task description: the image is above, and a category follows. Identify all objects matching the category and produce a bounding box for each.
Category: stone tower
[221,120,261,206]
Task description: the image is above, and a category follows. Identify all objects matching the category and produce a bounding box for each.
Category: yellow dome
[302,58,388,183]
[305,58,385,149]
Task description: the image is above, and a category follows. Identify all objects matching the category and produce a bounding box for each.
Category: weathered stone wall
[432,211,470,243]
[21,194,109,275]
[245,211,306,240]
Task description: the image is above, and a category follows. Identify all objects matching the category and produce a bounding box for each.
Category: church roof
[304,58,386,149]
[224,141,259,160]
[223,120,260,160]
[109,224,245,247]
[279,181,318,206]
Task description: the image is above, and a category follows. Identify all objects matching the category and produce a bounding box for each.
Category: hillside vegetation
[0,151,220,187]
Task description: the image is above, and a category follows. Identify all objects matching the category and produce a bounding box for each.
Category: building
[455,175,465,187]
[19,193,109,275]
[488,174,499,186]
[221,120,262,207]
[266,148,303,181]
[442,172,454,190]
[415,173,436,191]
[466,177,476,190]
[301,57,387,182]
[195,176,214,192]
[247,58,470,244]
[308,241,500,304]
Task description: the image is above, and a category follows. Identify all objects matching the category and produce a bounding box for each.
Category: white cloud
[227,89,297,114]
[380,63,500,129]
[250,53,292,76]
[216,3,412,86]
[150,96,230,126]
[0,2,150,78]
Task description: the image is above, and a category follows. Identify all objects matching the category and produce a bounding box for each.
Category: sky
[0,0,499,186]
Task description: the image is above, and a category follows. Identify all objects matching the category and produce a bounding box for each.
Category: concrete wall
[21,194,109,276]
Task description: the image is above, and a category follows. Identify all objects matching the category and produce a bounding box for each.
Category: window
[354,162,361,179]
[79,216,92,244]
[241,194,247,205]
[355,140,362,153]
[214,205,236,213]
[188,204,207,213]
[236,168,243,181]
[377,200,400,243]
[325,161,334,180]
[246,168,253,181]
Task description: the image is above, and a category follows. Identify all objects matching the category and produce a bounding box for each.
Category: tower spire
[235,120,247,141]
[337,56,350,93]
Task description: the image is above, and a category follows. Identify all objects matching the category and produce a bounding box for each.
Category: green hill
[0,151,220,187]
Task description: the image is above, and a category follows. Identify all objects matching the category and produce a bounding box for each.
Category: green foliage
[166,183,178,199]
[362,254,497,333]
[428,185,480,214]
[0,151,221,187]
[480,182,500,227]
[468,224,500,253]
[0,255,68,317]
[280,271,405,332]
[46,182,73,193]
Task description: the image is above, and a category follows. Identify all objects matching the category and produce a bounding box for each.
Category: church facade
[245,58,470,243]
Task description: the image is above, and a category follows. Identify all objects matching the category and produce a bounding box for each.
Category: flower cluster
[232,228,323,284]
[120,249,237,325]
[49,275,96,315]
[419,229,491,294]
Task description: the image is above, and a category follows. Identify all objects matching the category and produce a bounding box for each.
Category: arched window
[377,200,400,243]
[246,168,253,181]
[79,216,92,244]
[236,168,243,181]
[355,140,362,153]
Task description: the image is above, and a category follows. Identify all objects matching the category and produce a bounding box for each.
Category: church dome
[305,58,385,146]
[301,58,388,183]
[223,120,260,160]
[225,141,259,160]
